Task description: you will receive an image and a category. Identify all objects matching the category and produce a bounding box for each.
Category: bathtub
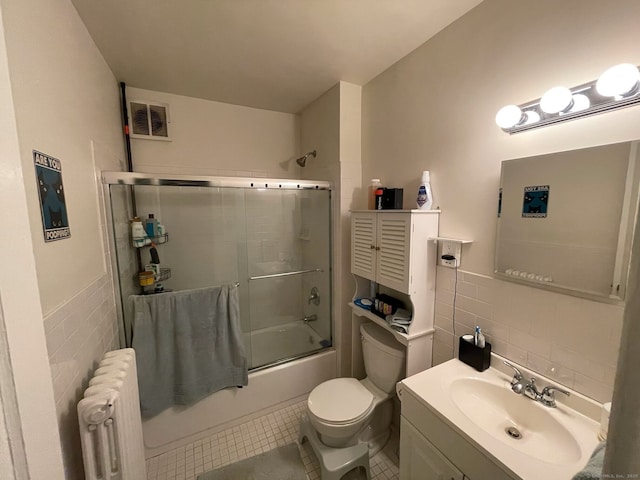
[141,323,335,458]
[248,320,328,369]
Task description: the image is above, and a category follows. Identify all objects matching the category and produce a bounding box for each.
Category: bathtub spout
[303,314,318,324]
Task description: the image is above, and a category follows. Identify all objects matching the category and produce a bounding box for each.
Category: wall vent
[128,101,171,141]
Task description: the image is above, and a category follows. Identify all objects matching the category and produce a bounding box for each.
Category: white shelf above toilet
[348,302,434,346]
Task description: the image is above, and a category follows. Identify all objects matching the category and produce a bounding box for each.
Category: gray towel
[131,284,248,418]
[572,442,606,480]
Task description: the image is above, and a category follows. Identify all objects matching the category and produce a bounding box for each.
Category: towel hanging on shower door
[130,283,247,418]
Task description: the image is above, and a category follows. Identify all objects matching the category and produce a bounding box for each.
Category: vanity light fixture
[496,63,640,134]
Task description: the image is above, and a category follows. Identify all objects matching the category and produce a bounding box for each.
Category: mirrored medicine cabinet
[495,140,640,303]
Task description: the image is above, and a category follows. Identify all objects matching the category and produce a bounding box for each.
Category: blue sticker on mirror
[522,185,549,218]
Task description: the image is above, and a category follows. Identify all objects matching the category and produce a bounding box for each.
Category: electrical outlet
[439,240,461,268]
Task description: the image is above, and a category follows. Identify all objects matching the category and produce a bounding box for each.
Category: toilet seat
[308,378,374,425]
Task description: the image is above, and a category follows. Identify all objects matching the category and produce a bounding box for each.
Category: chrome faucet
[503,361,570,408]
[303,314,318,324]
[503,360,525,394]
[539,385,571,408]
[523,377,541,401]
[308,287,320,306]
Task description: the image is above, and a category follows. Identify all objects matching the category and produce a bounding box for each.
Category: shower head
[295,150,317,167]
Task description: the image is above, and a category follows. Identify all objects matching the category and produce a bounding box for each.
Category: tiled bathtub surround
[433,266,624,403]
[43,273,119,478]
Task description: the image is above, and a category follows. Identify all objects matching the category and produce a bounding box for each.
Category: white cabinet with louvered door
[350,211,435,294]
[376,213,411,293]
[351,212,377,281]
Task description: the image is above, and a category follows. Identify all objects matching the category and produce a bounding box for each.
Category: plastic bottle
[474,326,486,348]
[131,217,147,247]
[144,214,158,238]
[375,187,385,210]
[368,179,382,209]
[416,171,433,210]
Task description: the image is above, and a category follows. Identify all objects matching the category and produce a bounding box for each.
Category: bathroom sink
[398,356,601,479]
[449,377,581,464]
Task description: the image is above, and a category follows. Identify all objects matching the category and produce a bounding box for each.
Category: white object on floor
[299,412,371,480]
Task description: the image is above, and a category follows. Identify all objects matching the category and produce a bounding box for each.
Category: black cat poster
[522,185,550,218]
[34,150,71,242]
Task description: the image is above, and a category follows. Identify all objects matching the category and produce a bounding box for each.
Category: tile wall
[432,266,624,403]
[43,272,119,478]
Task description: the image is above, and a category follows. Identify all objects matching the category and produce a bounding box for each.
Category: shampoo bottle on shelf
[375,187,385,210]
[368,179,382,209]
[144,214,159,238]
[416,171,433,210]
[131,217,147,247]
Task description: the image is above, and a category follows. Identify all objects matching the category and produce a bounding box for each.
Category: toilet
[306,322,406,456]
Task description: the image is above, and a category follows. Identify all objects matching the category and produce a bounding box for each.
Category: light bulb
[568,93,590,113]
[540,86,573,114]
[596,63,639,98]
[495,105,523,129]
[523,111,540,125]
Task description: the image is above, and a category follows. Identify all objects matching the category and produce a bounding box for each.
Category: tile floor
[146,399,400,480]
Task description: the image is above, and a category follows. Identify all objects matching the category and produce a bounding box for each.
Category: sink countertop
[399,355,602,480]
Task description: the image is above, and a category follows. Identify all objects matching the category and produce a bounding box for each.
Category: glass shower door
[245,188,332,368]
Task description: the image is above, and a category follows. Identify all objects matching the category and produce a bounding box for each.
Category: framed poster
[34,150,71,242]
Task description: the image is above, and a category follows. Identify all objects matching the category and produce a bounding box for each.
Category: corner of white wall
[0,9,65,477]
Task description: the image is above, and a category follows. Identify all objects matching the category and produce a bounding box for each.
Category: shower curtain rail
[102,171,332,190]
[249,268,324,281]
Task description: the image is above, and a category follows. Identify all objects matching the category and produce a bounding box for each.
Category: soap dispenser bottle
[474,326,486,348]
[416,171,433,210]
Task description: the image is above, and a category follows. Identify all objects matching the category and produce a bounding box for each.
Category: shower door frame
[101,171,334,366]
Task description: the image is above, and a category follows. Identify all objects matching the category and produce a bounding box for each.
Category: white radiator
[78,348,146,480]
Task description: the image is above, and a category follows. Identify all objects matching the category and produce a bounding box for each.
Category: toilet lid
[308,378,374,424]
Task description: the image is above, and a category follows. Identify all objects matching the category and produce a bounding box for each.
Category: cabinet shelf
[429,236,472,244]
[349,302,433,346]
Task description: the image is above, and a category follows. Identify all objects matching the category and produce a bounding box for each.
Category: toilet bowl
[306,322,405,456]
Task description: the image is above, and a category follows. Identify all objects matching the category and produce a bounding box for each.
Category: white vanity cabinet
[397,381,515,480]
[400,417,464,480]
[349,210,439,378]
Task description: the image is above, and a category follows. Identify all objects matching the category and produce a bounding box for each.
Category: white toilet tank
[361,322,406,393]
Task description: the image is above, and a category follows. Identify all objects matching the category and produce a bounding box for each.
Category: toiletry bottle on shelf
[144,214,158,238]
[375,187,385,210]
[131,217,147,247]
[145,244,161,279]
[474,326,486,348]
[368,179,382,209]
[416,171,433,210]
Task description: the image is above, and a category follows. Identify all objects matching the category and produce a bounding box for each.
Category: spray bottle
[416,171,433,210]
